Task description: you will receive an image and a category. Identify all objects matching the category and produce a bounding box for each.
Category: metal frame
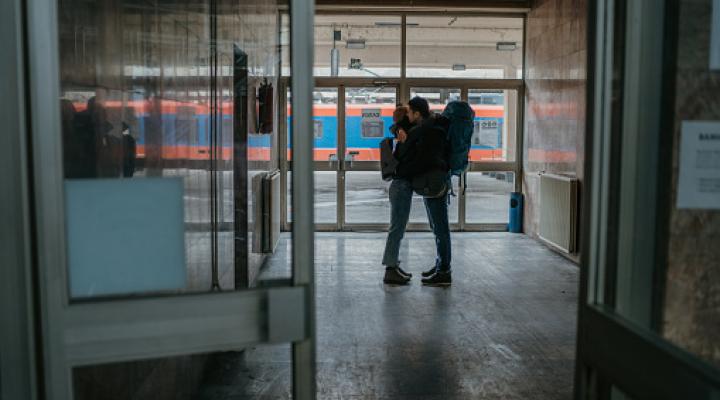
[1,0,39,398]
[280,11,526,233]
[23,0,316,398]
[281,78,523,232]
[575,0,720,398]
[289,0,317,398]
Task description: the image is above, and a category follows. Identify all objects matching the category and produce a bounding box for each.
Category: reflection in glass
[73,344,293,399]
[58,0,282,295]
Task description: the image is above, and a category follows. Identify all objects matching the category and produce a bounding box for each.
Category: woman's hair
[392,105,409,123]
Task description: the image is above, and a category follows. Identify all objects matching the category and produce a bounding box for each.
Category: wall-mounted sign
[361,108,383,138]
[349,58,363,69]
[677,121,720,209]
[472,118,500,147]
[712,0,720,70]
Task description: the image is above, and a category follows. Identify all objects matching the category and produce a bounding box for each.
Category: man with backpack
[380,96,474,287]
[380,97,451,286]
[401,97,453,287]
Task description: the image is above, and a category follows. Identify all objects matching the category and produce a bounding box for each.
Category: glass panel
[72,345,292,399]
[345,87,396,162]
[314,88,338,162]
[314,15,401,77]
[468,89,517,162]
[409,87,461,112]
[345,171,390,224]
[287,88,338,162]
[406,16,524,79]
[656,0,720,371]
[287,171,336,225]
[465,172,514,224]
[57,0,282,296]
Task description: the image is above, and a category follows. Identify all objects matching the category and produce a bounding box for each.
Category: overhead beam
[314,0,531,12]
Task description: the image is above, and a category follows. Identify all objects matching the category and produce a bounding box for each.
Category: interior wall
[522,0,587,254]
[662,0,720,368]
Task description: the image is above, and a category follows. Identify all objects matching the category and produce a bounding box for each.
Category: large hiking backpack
[441,101,475,177]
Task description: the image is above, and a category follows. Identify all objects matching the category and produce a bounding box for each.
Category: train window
[482,95,503,105]
[313,120,323,139]
[361,120,384,138]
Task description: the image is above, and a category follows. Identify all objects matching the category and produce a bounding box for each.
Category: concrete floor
[198,232,579,399]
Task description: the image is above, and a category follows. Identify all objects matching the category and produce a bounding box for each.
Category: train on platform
[67,92,507,163]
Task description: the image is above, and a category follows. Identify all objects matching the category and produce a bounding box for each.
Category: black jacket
[394,115,449,179]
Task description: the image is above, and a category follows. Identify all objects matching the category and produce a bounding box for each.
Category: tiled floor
[199,232,579,399]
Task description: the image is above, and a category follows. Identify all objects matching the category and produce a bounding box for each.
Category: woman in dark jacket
[380,106,416,284]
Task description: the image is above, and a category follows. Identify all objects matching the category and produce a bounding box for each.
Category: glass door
[286,87,339,228]
[407,84,522,231]
[576,0,720,398]
[21,0,317,398]
[463,87,521,231]
[342,85,398,228]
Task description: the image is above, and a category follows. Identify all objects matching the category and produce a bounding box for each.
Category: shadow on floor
[197,232,579,400]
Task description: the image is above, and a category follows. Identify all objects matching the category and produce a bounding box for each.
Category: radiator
[539,173,578,253]
[252,170,281,254]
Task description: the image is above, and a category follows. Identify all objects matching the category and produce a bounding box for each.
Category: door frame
[19,0,317,398]
[280,77,524,232]
[0,0,39,398]
[574,0,720,398]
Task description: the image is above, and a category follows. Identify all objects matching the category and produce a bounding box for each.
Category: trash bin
[508,192,523,233]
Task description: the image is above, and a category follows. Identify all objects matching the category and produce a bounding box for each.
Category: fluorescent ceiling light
[346,39,366,49]
[496,42,517,51]
[452,64,466,71]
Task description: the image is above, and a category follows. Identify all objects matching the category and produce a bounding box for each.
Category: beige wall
[662,0,720,368]
[522,0,587,253]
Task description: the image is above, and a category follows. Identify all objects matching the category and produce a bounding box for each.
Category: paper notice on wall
[677,121,720,209]
[472,118,500,147]
[712,0,720,70]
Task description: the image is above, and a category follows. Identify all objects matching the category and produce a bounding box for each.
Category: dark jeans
[382,178,413,267]
[424,191,452,272]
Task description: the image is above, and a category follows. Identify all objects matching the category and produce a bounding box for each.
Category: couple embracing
[380,96,453,287]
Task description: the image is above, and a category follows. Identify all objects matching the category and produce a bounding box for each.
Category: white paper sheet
[677,121,720,209]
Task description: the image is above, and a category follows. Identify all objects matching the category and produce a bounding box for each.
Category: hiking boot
[384,267,411,285]
[421,266,437,278]
[421,270,452,287]
[396,266,413,278]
